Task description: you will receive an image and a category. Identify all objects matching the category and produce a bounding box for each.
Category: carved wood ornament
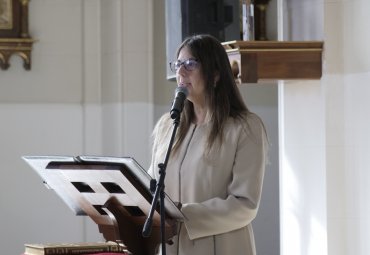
[0,0,34,70]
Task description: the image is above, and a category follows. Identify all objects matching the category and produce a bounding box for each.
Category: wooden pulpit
[23,156,184,255]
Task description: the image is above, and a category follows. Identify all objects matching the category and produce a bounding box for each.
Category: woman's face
[176,46,206,105]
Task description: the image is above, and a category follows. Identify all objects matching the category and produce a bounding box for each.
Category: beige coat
[148,113,267,255]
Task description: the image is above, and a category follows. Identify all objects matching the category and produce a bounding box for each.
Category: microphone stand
[142,114,181,255]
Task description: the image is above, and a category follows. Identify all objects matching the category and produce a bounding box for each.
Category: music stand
[23,155,184,255]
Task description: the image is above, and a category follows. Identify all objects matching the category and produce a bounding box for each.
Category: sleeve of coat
[181,116,267,240]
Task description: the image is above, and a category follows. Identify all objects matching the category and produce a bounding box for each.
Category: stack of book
[23,241,131,255]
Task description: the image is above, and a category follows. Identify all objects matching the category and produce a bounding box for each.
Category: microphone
[170,86,188,119]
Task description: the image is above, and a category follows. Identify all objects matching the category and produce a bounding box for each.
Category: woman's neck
[193,104,209,125]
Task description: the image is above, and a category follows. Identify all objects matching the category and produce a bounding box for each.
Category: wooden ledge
[222,40,323,83]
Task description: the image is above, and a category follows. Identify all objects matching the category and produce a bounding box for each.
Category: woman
[148,34,267,255]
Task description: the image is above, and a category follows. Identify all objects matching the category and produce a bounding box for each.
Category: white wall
[279,0,327,254]
[324,0,370,254]
[0,1,154,255]
[240,83,280,255]
[279,0,370,254]
[279,80,327,255]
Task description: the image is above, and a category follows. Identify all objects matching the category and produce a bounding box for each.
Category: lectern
[23,156,184,255]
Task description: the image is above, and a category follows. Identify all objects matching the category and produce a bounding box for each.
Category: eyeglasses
[169,59,199,73]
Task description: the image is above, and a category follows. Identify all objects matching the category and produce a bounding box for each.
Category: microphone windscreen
[176,86,189,97]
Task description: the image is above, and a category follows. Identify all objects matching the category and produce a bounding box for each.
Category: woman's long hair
[173,34,251,152]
